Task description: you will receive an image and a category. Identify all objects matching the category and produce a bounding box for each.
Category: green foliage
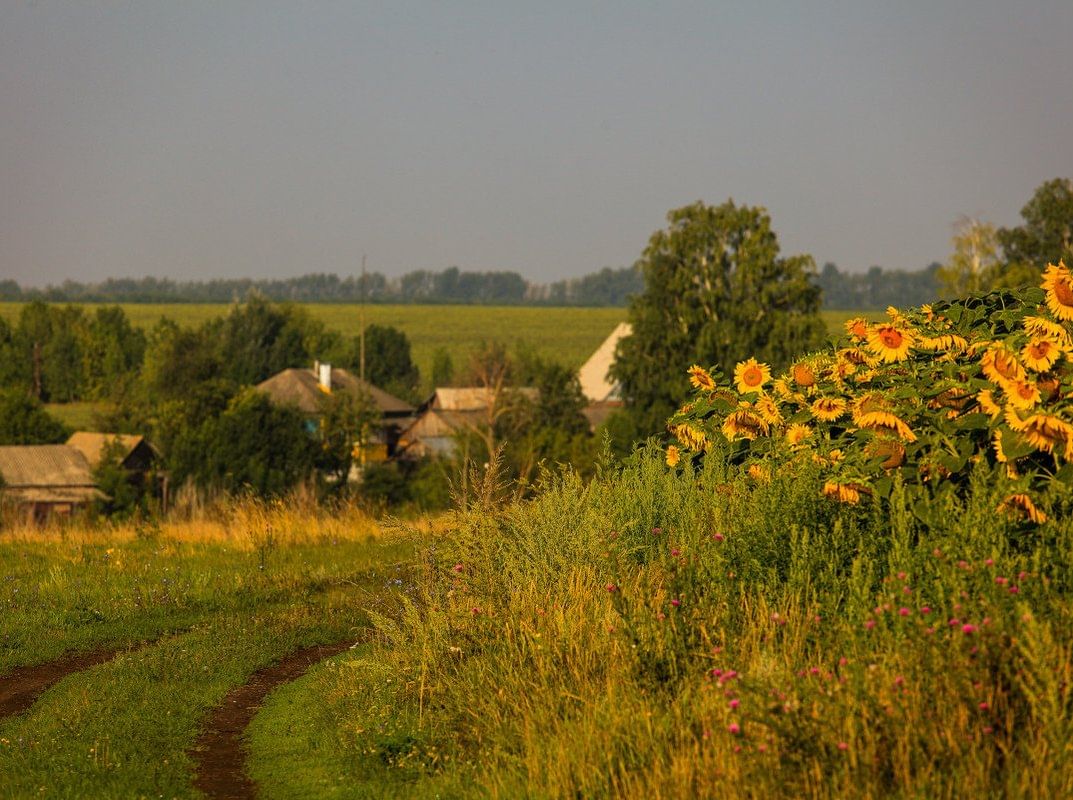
[0,388,69,444]
[165,388,316,496]
[429,346,454,388]
[316,388,380,491]
[613,200,827,437]
[997,177,1073,286]
[937,218,1001,298]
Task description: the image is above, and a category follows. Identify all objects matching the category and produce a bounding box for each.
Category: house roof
[0,445,97,490]
[578,322,631,403]
[66,432,151,469]
[428,386,538,411]
[256,368,414,416]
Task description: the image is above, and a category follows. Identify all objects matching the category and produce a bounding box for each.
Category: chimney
[318,362,332,390]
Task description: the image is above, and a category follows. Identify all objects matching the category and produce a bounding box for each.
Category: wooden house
[0,445,104,523]
[256,364,415,461]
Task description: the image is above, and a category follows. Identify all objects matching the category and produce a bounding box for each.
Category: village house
[577,321,630,429]
[396,386,538,459]
[0,445,103,523]
[256,363,415,462]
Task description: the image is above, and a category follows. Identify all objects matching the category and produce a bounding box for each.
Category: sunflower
[868,438,906,469]
[1021,338,1063,372]
[823,481,862,505]
[671,423,709,452]
[810,396,848,422]
[992,429,1009,463]
[721,408,768,441]
[665,445,681,468]
[998,493,1047,524]
[980,346,1026,390]
[856,409,917,442]
[747,463,770,482]
[1006,380,1042,410]
[688,365,716,392]
[785,423,813,446]
[917,333,969,353]
[1042,261,1073,321]
[976,389,1002,419]
[1022,315,1071,344]
[844,317,870,341]
[734,358,771,395]
[866,324,913,362]
[1007,412,1073,459]
[791,361,817,388]
[754,395,784,425]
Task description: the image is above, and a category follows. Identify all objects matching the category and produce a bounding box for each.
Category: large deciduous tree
[611,200,827,437]
[997,178,1073,287]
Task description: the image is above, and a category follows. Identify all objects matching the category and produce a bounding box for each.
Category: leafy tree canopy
[0,389,69,444]
[611,199,827,437]
[998,178,1073,282]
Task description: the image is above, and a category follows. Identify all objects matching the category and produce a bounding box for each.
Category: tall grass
[292,448,1073,798]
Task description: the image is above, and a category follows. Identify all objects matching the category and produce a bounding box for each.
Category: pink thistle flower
[670,598,681,608]
[897,571,907,580]
[670,548,680,558]
[471,607,481,615]
[651,527,662,535]
[809,666,821,676]
[982,617,991,626]
[925,627,935,635]
[985,558,994,567]
[758,743,767,753]
[1009,586,1020,595]
[949,617,961,627]
[452,563,464,573]
[983,726,994,735]
[932,548,942,557]
[713,533,725,542]
[978,702,989,711]
[902,586,912,594]
[864,619,876,630]
[711,668,722,677]
[733,744,742,753]
[606,583,618,593]
[957,560,970,570]
[837,741,849,751]
[995,576,1008,585]
[729,699,740,709]
[894,675,905,687]
[962,623,978,635]
[920,606,931,615]
[838,657,848,666]
[898,607,910,617]
[728,723,741,735]
[1018,570,1028,580]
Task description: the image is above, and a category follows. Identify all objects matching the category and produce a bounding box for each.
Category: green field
[0,303,868,384]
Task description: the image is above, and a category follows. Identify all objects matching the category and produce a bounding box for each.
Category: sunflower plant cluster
[666,262,1073,525]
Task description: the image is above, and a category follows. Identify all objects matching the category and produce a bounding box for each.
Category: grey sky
[2,1,1071,287]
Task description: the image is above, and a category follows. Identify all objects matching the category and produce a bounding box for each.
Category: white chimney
[318,362,332,390]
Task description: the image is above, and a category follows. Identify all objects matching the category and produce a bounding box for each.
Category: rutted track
[0,647,127,718]
[189,640,354,800]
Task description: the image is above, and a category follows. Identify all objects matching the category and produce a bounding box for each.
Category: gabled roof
[256,368,414,416]
[0,445,96,489]
[66,432,152,469]
[578,322,631,403]
[428,386,538,411]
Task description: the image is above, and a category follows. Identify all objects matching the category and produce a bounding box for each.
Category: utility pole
[359,253,366,383]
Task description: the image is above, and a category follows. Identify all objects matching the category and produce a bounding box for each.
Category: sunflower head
[998,493,1047,524]
[721,408,768,441]
[866,324,913,362]
[665,445,681,467]
[785,422,813,446]
[810,396,848,422]
[823,481,863,505]
[791,361,817,388]
[1006,380,1042,410]
[687,365,717,392]
[1021,338,1063,372]
[1042,261,1073,321]
[844,317,870,341]
[980,346,1026,390]
[733,358,771,395]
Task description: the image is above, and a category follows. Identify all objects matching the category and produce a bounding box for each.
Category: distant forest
[0,262,939,310]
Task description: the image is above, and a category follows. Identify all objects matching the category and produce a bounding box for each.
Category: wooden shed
[0,445,104,523]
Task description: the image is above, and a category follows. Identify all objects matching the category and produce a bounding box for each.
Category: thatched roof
[66,432,153,469]
[428,386,538,411]
[256,368,414,417]
[578,322,631,403]
[0,445,104,504]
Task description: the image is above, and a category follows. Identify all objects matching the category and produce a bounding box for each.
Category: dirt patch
[189,640,353,800]
[0,646,126,718]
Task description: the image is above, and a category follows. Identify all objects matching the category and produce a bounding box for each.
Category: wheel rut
[189,640,353,800]
[0,646,126,718]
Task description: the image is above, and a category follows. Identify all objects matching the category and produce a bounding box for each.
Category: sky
[2,1,1071,287]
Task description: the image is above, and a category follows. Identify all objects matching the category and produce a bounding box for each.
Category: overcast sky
[2,1,1071,287]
